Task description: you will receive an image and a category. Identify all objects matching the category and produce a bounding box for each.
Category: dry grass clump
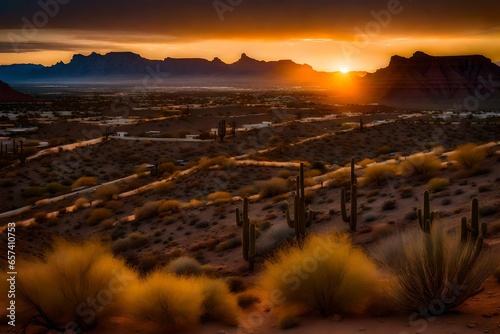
[426,177,449,193]
[154,181,175,194]
[373,223,497,314]
[447,143,487,175]
[16,238,137,332]
[135,200,163,221]
[94,184,119,201]
[74,197,90,210]
[198,155,235,170]
[158,200,182,213]
[166,256,203,276]
[113,232,149,252]
[207,191,232,203]
[72,176,97,189]
[318,168,350,187]
[360,164,397,187]
[87,208,113,226]
[261,232,379,317]
[121,272,239,332]
[254,177,290,198]
[399,153,442,179]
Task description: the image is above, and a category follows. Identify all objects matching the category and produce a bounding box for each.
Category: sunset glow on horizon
[0,1,499,72]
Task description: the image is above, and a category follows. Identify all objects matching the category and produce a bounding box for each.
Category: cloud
[0,0,498,40]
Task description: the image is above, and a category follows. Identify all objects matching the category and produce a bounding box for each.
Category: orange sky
[0,1,499,72]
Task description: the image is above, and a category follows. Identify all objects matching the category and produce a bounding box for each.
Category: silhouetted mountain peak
[413,51,430,57]
[0,80,36,102]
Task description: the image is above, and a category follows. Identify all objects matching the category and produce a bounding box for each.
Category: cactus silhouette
[236,197,256,271]
[286,163,313,240]
[341,158,357,231]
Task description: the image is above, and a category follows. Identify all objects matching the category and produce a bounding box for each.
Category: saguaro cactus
[360,117,364,133]
[286,163,313,240]
[341,158,357,231]
[218,120,227,142]
[417,191,439,233]
[236,197,256,271]
[460,197,487,243]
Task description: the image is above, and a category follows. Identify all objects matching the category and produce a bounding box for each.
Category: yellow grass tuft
[260,232,379,317]
[399,153,442,179]
[360,164,397,187]
[16,238,137,332]
[426,177,449,193]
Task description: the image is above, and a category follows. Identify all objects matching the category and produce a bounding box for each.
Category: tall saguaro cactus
[286,163,314,240]
[341,158,357,231]
[218,120,227,142]
[417,191,439,233]
[236,197,256,271]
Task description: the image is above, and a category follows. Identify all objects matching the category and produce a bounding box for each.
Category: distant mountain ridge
[1,51,499,109]
[363,51,500,109]
[0,52,323,84]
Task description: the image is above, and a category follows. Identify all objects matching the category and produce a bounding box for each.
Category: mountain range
[1,51,499,109]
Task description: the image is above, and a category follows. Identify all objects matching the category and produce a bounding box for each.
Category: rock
[468,322,477,328]
[331,314,342,322]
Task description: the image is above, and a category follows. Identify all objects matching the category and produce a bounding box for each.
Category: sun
[340,67,349,74]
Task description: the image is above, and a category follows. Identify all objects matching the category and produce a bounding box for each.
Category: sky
[0,0,499,72]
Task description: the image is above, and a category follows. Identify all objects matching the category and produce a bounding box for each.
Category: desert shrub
[360,164,397,187]
[447,143,487,174]
[261,232,379,316]
[135,200,163,221]
[121,272,239,331]
[478,184,491,193]
[319,168,350,187]
[196,278,239,325]
[398,186,414,199]
[166,256,203,276]
[372,223,497,313]
[86,208,113,226]
[254,177,289,198]
[237,185,258,197]
[158,200,182,213]
[257,223,295,255]
[154,181,175,194]
[112,232,149,253]
[404,210,418,221]
[74,197,89,210]
[399,153,442,179]
[214,237,241,252]
[72,176,97,189]
[104,200,123,211]
[45,182,69,195]
[479,205,498,217]
[121,272,203,332]
[426,177,449,193]
[16,238,137,332]
[94,184,119,201]
[158,162,177,175]
[198,156,235,170]
[376,145,393,156]
[382,200,396,211]
[207,191,232,203]
[22,186,44,198]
